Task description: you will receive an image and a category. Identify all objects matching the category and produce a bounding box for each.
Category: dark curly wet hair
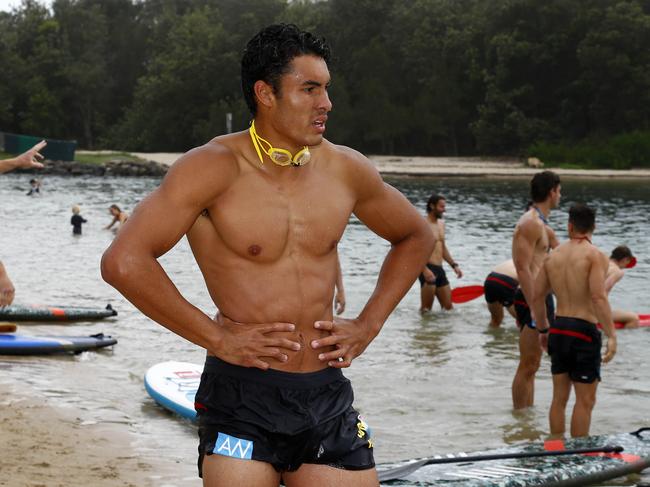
[241,24,331,116]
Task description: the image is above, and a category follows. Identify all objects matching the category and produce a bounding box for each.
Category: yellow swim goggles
[249,120,311,167]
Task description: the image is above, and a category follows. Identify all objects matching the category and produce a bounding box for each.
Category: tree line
[1,0,649,159]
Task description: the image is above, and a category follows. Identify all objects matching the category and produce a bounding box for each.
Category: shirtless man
[532,204,617,437]
[484,259,518,327]
[418,193,463,312]
[104,204,129,231]
[511,171,561,409]
[101,24,433,487]
[605,245,639,328]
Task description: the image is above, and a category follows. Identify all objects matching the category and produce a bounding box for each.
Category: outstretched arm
[0,141,46,174]
[105,216,119,230]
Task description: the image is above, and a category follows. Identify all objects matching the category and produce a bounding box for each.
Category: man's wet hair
[426,193,445,213]
[530,171,561,203]
[568,203,595,233]
[241,24,331,116]
[611,245,633,261]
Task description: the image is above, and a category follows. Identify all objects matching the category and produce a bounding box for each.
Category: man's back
[545,240,607,324]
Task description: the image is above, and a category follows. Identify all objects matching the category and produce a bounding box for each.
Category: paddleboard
[0,303,117,321]
[144,361,202,421]
[0,333,117,355]
[378,428,650,486]
[597,313,650,330]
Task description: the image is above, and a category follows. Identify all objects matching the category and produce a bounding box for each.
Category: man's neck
[533,201,552,219]
[428,214,438,223]
[569,231,592,243]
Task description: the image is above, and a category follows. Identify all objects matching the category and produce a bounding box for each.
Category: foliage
[0,0,649,161]
[528,131,650,169]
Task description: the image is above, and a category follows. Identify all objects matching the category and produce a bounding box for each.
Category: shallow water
[1,174,649,486]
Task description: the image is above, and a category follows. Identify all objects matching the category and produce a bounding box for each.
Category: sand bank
[0,381,153,487]
[129,152,650,178]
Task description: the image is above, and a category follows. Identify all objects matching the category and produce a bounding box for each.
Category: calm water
[1,174,649,486]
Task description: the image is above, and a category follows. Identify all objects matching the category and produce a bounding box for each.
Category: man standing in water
[419,193,463,312]
[102,24,433,487]
[605,245,639,328]
[511,171,561,409]
[532,204,616,437]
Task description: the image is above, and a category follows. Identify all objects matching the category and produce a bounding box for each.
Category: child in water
[71,205,87,235]
[26,178,41,196]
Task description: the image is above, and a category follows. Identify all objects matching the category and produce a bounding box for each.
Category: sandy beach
[127,152,650,178]
[0,381,150,487]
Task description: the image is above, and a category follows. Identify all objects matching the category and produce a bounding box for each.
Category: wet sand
[0,381,153,487]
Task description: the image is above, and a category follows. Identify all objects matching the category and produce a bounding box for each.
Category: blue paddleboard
[144,361,202,421]
[0,333,117,355]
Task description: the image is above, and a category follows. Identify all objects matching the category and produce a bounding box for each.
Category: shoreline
[11,151,650,178]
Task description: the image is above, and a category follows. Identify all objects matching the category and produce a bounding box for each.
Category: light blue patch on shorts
[212,432,253,460]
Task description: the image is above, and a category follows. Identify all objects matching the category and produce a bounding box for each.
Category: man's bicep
[115,188,201,257]
[115,155,225,257]
[512,225,537,271]
[353,182,423,243]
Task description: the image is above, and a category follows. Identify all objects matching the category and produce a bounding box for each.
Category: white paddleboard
[144,361,203,420]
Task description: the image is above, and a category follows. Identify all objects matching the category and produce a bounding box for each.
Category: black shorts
[513,288,555,330]
[418,263,449,288]
[484,272,518,307]
[195,356,374,475]
[548,316,602,383]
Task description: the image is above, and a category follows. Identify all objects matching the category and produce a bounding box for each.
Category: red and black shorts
[195,356,375,476]
[483,272,518,307]
[548,316,602,383]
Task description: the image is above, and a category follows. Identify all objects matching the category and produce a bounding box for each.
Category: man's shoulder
[514,211,544,238]
[321,141,377,171]
[166,135,242,182]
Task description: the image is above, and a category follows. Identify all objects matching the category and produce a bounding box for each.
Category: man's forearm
[593,294,615,338]
[0,159,18,174]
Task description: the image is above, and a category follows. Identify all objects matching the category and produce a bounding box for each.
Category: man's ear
[254,80,275,109]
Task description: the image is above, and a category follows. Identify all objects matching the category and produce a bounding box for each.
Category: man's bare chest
[204,174,354,261]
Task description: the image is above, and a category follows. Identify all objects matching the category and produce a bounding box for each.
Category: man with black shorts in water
[484,259,518,327]
[511,171,561,409]
[102,24,433,487]
[532,204,617,437]
[419,193,463,312]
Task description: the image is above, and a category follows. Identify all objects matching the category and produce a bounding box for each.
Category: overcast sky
[0,0,51,12]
